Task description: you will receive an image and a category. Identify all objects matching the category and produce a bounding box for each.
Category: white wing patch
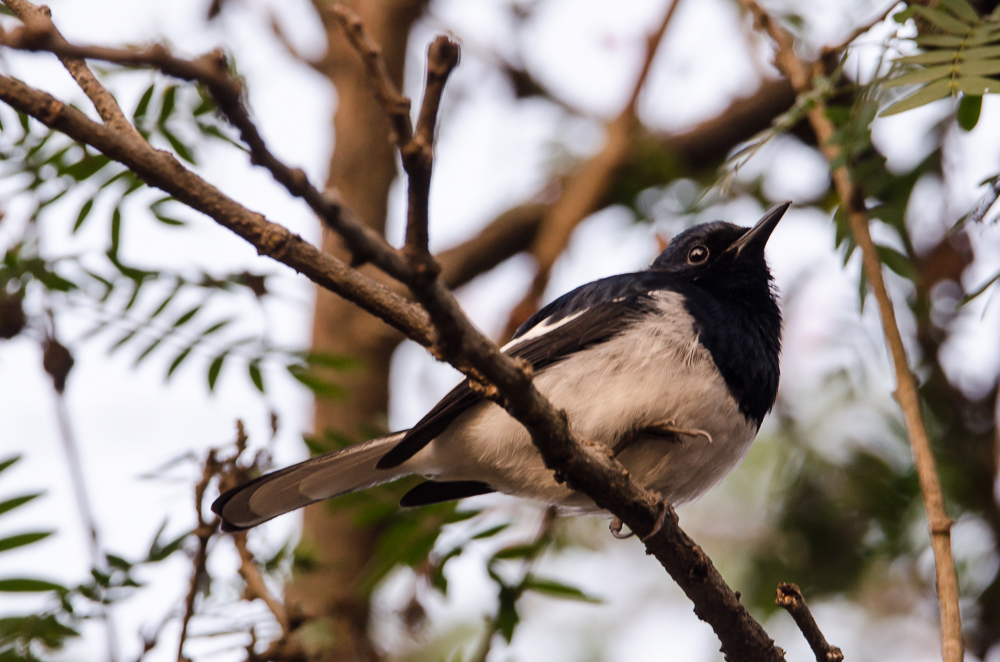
[500,308,588,352]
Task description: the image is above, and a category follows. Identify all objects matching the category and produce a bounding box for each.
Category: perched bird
[213,202,789,532]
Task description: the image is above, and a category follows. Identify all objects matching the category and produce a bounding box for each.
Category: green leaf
[915,34,972,47]
[133,83,155,125]
[199,319,232,336]
[521,576,601,603]
[207,352,227,390]
[72,198,95,233]
[884,64,955,88]
[957,94,983,130]
[149,283,182,319]
[962,45,1000,60]
[491,543,541,561]
[172,304,202,327]
[167,345,194,379]
[287,365,345,400]
[146,522,189,562]
[159,126,196,164]
[496,587,520,642]
[961,267,1000,304]
[939,0,980,23]
[157,85,177,126]
[876,245,917,281]
[958,59,1000,75]
[296,351,364,371]
[0,456,20,477]
[880,79,953,116]
[912,6,973,35]
[61,153,111,181]
[109,327,139,354]
[471,523,511,540]
[0,614,80,649]
[0,493,42,517]
[0,532,53,554]
[954,75,1000,95]
[109,206,122,260]
[896,50,962,66]
[0,578,66,592]
[105,553,132,571]
[249,360,265,393]
[133,334,167,366]
[153,214,186,227]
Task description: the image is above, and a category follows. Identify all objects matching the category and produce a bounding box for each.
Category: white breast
[407,291,759,510]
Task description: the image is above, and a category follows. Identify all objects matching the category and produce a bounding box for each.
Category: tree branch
[737,2,963,661]
[1,0,135,135]
[233,532,290,633]
[0,8,788,658]
[0,73,436,346]
[436,202,548,290]
[775,583,844,662]
[502,0,683,339]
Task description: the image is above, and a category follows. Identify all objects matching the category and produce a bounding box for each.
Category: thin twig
[821,0,901,57]
[177,450,220,662]
[405,36,459,257]
[737,2,963,661]
[775,583,844,662]
[0,18,414,281]
[45,326,121,662]
[232,532,290,633]
[0,0,135,135]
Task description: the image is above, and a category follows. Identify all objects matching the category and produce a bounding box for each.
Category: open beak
[726,201,791,259]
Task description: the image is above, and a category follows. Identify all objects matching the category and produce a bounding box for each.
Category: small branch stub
[776,582,844,662]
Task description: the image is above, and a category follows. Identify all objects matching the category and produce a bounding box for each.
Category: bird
[213,202,789,532]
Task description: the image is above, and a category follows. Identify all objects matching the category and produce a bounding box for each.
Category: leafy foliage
[882,0,1000,124]
[0,456,189,661]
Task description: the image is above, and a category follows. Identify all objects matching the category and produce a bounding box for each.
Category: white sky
[2,0,1000,661]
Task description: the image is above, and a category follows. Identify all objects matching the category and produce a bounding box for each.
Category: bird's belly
[413,311,760,509]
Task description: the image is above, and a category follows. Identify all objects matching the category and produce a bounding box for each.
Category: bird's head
[650,202,790,294]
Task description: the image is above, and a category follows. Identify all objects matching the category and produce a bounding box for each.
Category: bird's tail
[212,432,409,531]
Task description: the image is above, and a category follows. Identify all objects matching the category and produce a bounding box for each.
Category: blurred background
[2,0,1000,660]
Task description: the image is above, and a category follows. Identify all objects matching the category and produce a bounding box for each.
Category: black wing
[376,272,668,469]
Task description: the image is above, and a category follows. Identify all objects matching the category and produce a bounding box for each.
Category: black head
[650,202,790,284]
[649,202,790,427]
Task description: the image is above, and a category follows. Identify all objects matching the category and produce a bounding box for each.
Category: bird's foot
[640,501,669,542]
[645,419,713,444]
[609,517,634,539]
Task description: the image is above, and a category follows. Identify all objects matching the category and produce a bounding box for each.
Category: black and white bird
[213,202,789,531]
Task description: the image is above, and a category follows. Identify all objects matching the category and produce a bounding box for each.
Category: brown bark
[289,1,426,660]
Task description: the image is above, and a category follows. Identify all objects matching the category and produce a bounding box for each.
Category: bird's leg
[615,419,713,457]
[643,419,713,445]
[609,516,634,539]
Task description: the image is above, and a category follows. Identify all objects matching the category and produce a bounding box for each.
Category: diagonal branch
[737,2,963,661]
[502,0,683,339]
[0,74,435,346]
[0,6,787,658]
[775,583,844,662]
[1,0,135,135]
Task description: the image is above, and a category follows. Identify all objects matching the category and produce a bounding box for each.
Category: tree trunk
[286,2,426,660]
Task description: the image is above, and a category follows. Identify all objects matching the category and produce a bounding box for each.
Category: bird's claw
[640,501,669,542]
[609,516,635,539]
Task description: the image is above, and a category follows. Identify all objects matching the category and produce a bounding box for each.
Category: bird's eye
[687,245,709,264]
